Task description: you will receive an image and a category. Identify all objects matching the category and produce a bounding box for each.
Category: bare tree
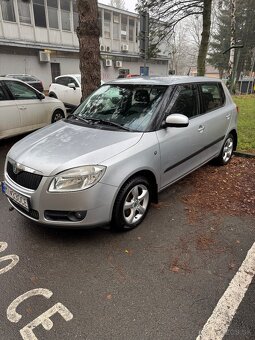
[228,0,236,76]
[76,0,101,100]
[137,0,214,76]
[197,0,213,75]
[110,0,126,10]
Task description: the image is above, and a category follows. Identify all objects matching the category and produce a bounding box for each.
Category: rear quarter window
[200,82,225,113]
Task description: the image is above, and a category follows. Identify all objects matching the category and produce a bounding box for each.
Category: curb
[234,151,255,158]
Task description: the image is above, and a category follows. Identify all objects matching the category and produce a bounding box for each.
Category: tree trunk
[197,0,212,76]
[76,0,101,100]
[228,0,236,76]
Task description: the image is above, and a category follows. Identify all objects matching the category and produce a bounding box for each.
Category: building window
[33,0,46,27]
[1,0,16,22]
[47,0,58,29]
[18,0,31,24]
[61,0,70,31]
[121,15,127,41]
[113,12,119,40]
[113,12,119,23]
[129,18,134,42]
[104,11,111,38]
[73,0,78,31]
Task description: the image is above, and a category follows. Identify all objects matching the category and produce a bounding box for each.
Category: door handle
[198,125,205,133]
[226,114,231,120]
[19,106,27,110]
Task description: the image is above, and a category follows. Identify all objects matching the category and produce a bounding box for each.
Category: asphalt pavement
[0,136,254,340]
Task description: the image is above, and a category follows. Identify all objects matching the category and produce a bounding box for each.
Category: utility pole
[139,11,149,76]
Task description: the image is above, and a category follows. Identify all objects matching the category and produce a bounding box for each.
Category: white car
[0,77,66,140]
[49,74,104,108]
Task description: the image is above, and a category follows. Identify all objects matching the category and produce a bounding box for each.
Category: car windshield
[71,84,167,132]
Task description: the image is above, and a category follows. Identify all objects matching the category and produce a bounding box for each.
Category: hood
[8,121,143,176]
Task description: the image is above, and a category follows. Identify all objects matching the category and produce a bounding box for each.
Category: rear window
[200,83,225,113]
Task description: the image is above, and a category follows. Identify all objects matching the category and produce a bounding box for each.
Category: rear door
[199,82,231,159]
[0,81,21,139]
[156,83,211,189]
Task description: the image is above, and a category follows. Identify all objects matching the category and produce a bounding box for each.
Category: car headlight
[49,165,106,192]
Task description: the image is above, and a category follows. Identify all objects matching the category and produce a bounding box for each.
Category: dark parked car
[6,74,44,92]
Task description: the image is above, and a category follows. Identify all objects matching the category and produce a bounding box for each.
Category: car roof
[107,76,223,86]
[0,77,43,92]
[56,74,80,78]
[6,74,32,76]
[0,76,22,81]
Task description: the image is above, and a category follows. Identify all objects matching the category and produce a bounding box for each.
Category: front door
[5,80,46,130]
[157,83,209,189]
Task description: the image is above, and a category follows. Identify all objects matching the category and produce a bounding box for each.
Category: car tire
[49,92,57,99]
[111,176,151,232]
[215,133,234,165]
[51,110,65,123]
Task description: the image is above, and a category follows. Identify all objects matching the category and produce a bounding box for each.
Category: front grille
[7,161,42,190]
[10,199,39,220]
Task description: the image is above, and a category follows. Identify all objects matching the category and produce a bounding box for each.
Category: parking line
[196,242,255,340]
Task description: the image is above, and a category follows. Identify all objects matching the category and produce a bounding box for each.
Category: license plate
[2,182,30,211]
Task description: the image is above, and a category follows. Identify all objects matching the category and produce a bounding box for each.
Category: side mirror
[37,92,45,100]
[165,114,189,128]
[68,83,76,90]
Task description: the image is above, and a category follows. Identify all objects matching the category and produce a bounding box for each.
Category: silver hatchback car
[2,76,238,231]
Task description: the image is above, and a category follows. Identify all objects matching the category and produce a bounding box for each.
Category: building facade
[0,1,170,89]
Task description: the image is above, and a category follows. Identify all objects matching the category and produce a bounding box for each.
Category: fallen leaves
[181,157,255,223]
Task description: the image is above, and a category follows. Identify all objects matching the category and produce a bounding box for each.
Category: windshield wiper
[84,118,132,131]
[67,114,91,124]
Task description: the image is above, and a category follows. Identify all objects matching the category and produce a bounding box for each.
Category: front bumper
[3,172,118,228]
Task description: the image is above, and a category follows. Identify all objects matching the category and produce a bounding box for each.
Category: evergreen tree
[208,0,255,78]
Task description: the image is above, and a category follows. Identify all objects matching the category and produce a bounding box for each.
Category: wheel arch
[229,129,237,150]
[51,108,65,123]
[113,169,158,206]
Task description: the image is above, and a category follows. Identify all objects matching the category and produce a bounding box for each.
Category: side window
[170,84,199,118]
[0,84,8,101]
[6,81,38,100]
[70,77,79,87]
[56,77,69,86]
[200,83,225,113]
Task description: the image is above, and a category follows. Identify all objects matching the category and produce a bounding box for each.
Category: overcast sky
[98,0,138,13]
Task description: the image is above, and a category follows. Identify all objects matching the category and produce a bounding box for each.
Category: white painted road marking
[0,241,19,275]
[7,288,53,323]
[20,302,73,340]
[196,241,255,340]
[7,288,73,340]
[1,241,74,339]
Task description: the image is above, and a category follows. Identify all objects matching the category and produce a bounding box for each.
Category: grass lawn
[233,95,255,152]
